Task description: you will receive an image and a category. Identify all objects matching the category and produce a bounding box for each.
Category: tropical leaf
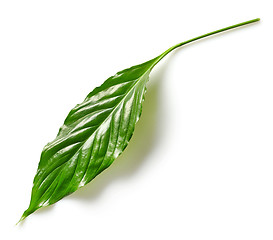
[19,18,259,222]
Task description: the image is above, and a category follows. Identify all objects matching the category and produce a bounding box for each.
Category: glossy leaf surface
[22,57,159,220]
[20,18,259,222]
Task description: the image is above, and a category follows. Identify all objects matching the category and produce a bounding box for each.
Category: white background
[0,0,272,239]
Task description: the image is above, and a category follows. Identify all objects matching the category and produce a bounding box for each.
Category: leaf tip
[16,215,26,225]
[16,208,35,225]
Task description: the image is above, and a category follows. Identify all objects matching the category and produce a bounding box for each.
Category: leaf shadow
[67,57,171,203]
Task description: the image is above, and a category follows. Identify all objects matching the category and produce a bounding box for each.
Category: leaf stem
[154,18,260,65]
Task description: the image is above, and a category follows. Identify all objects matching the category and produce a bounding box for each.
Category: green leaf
[19,18,259,222]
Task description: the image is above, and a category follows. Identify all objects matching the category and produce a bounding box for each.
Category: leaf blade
[22,59,157,219]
